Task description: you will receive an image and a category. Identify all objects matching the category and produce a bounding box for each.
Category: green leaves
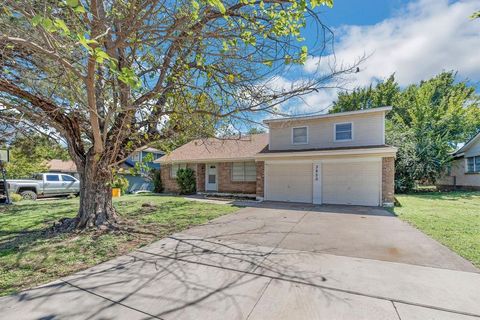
[207,0,226,14]
[118,67,141,88]
[31,15,70,35]
[310,0,333,9]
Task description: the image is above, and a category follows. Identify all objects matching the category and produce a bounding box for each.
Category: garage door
[322,160,381,206]
[265,163,312,203]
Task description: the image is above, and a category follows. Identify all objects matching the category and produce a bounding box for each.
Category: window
[335,122,353,141]
[62,175,75,182]
[131,152,140,162]
[46,174,60,182]
[232,162,256,181]
[171,163,187,178]
[466,156,480,173]
[292,127,308,144]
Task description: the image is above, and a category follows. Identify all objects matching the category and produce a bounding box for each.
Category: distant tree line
[330,71,480,192]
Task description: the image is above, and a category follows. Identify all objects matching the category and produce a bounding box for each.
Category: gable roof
[453,131,480,156]
[157,133,269,163]
[263,106,392,124]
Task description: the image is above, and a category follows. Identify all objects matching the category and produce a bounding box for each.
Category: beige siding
[268,112,384,151]
[438,158,480,187]
[465,137,480,157]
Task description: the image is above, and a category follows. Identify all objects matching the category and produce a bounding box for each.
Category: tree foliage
[5,134,70,179]
[331,72,480,192]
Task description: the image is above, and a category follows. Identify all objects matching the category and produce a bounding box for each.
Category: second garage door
[265,163,312,203]
[322,160,381,206]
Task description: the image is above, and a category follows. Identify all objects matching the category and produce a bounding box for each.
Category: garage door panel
[266,163,312,203]
[322,161,380,206]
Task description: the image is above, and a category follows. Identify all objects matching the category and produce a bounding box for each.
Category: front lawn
[394,191,480,268]
[0,195,238,296]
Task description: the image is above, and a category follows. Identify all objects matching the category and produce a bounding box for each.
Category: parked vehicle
[7,173,80,200]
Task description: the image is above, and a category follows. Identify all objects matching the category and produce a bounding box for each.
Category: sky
[271,0,480,115]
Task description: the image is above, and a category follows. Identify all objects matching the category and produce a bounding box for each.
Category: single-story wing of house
[157,107,397,207]
[437,132,480,191]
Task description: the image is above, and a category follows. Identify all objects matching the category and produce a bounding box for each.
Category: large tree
[0,0,355,229]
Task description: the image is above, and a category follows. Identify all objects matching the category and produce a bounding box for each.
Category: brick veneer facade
[382,157,395,206]
[161,162,261,196]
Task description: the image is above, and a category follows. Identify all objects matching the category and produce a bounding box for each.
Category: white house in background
[437,132,480,191]
[158,106,398,207]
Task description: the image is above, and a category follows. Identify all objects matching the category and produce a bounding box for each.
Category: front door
[205,164,218,191]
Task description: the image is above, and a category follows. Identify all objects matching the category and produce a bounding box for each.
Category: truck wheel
[20,190,37,201]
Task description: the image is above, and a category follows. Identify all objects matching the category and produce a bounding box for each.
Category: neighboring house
[47,147,164,193]
[47,159,79,178]
[437,132,480,191]
[120,147,164,193]
[157,107,397,206]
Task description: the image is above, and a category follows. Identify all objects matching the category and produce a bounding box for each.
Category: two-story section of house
[157,107,397,206]
[121,147,164,193]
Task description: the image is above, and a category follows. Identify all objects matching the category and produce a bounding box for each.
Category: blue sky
[267,0,480,116]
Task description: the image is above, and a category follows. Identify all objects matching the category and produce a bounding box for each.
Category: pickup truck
[7,173,80,200]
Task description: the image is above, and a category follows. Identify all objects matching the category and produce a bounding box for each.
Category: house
[47,159,79,178]
[437,132,480,191]
[46,147,164,193]
[157,107,397,206]
[119,147,164,193]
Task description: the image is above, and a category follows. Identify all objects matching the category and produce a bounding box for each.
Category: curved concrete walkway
[1,203,479,319]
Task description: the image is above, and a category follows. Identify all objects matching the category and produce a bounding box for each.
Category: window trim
[131,152,141,162]
[466,156,480,173]
[291,126,309,145]
[231,162,257,182]
[334,122,353,142]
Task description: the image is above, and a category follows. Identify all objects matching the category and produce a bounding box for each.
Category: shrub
[10,193,23,202]
[151,169,163,193]
[112,175,129,195]
[176,168,196,194]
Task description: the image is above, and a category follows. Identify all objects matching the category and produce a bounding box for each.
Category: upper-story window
[292,126,308,144]
[131,152,141,162]
[334,122,353,141]
[466,156,480,173]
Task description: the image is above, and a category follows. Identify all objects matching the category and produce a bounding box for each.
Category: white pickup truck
[7,173,80,200]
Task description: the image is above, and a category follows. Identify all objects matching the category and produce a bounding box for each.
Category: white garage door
[322,160,381,206]
[265,163,312,203]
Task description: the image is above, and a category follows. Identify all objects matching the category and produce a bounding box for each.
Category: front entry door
[206,164,218,191]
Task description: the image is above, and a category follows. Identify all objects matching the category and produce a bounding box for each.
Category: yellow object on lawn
[112,188,121,198]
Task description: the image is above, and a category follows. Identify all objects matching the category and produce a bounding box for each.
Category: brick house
[157,107,397,206]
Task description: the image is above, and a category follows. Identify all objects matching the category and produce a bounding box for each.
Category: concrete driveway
[1,202,479,320]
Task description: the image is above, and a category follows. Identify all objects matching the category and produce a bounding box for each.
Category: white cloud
[305,0,480,87]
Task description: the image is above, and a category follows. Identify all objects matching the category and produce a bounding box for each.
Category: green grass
[0,195,238,296]
[394,191,480,268]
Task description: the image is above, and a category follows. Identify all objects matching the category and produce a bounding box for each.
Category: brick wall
[217,162,257,194]
[161,163,196,193]
[256,161,264,198]
[382,157,395,206]
[196,163,205,192]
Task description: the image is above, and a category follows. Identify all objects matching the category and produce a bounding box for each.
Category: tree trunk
[65,153,118,230]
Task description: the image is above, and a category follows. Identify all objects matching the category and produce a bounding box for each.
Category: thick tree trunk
[60,152,118,230]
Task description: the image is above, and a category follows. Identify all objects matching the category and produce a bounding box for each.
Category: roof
[263,106,392,124]
[47,159,77,172]
[140,147,164,154]
[157,134,269,163]
[258,144,393,154]
[453,132,480,156]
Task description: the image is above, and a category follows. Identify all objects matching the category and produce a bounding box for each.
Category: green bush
[176,168,196,194]
[112,175,129,195]
[151,169,163,193]
[10,193,23,202]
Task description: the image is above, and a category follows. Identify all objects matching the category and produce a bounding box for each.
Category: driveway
[1,203,479,320]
